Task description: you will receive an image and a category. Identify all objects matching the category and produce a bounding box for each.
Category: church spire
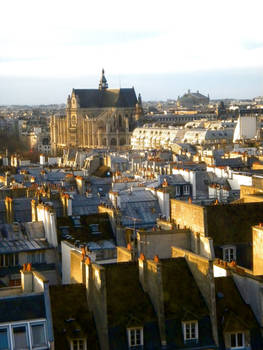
[99,68,108,90]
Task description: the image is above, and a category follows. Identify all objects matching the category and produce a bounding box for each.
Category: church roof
[73,88,138,108]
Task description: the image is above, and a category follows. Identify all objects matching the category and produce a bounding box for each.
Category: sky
[0,0,262,104]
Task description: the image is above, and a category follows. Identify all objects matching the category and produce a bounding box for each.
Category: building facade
[50,70,143,154]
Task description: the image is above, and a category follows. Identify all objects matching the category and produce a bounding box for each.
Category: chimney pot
[154,255,159,263]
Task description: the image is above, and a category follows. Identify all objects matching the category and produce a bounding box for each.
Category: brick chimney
[21,264,33,293]
[5,196,14,224]
[31,199,38,222]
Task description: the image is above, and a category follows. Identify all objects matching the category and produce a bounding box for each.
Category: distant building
[177,90,209,108]
[50,69,143,154]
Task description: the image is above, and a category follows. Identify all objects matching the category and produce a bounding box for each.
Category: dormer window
[230,332,244,349]
[183,321,198,342]
[223,246,236,262]
[71,338,86,350]
[183,185,190,195]
[127,327,143,348]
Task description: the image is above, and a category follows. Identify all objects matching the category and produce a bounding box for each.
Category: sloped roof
[105,262,156,327]
[49,284,99,350]
[74,88,137,108]
[215,276,258,332]
[206,202,263,244]
[161,258,208,319]
[57,212,114,244]
[0,294,46,322]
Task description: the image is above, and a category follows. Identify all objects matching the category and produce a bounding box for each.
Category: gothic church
[50,70,143,153]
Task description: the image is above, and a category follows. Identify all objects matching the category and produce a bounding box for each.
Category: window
[31,324,46,348]
[13,326,28,350]
[183,185,190,195]
[175,186,181,196]
[0,253,19,267]
[0,328,8,350]
[223,247,236,262]
[127,328,143,348]
[183,321,198,342]
[72,339,85,350]
[27,252,45,264]
[230,332,244,348]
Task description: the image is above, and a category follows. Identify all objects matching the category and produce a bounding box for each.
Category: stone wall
[170,199,206,235]
[137,230,190,259]
[70,250,84,284]
[252,226,263,275]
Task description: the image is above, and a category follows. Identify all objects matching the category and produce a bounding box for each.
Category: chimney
[138,254,147,292]
[5,172,10,186]
[66,195,72,216]
[21,264,33,293]
[5,196,14,224]
[61,193,68,217]
[31,199,38,222]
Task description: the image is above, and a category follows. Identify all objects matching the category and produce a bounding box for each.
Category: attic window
[71,339,86,350]
[183,185,190,195]
[183,321,198,343]
[127,327,143,348]
[223,246,236,262]
[230,332,244,349]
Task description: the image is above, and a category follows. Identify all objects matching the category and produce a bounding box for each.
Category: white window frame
[175,186,181,196]
[229,332,245,349]
[0,319,47,350]
[71,338,86,350]
[183,185,190,195]
[183,321,198,342]
[30,322,47,349]
[127,327,143,348]
[12,323,30,350]
[223,246,236,262]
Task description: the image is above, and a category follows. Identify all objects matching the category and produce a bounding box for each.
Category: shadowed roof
[49,284,100,350]
[161,258,209,319]
[215,276,258,332]
[105,262,156,327]
[73,88,137,108]
[0,294,46,322]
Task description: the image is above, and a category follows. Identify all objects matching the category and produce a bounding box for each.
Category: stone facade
[50,70,143,154]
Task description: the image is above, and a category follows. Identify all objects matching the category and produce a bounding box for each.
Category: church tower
[99,68,108,90]
[135,93,144,121]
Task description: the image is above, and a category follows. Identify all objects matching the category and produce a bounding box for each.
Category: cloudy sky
[0,0,262,104]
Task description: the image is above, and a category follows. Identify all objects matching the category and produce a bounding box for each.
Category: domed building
[177,89,209,108]
[50,70,143,154]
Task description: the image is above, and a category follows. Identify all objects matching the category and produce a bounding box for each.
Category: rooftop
[49,284,99,350]
[57,212,115,245]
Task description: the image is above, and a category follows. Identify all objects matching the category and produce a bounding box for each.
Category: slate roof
[0,222,50,254]
[73,88,137,109]
[215,276,258,331]
[205,202,263,244]
[0,294,46,322]
[105,262,162,349]
[49,284,100,350]
[161,258,209,320]
[105,262,156,327]
[161,258,215,349]
[57,212,115,244]
[0,198,32,223]
[215,276,263,349]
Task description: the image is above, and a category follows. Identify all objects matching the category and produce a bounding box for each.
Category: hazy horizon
[0,67,262,105]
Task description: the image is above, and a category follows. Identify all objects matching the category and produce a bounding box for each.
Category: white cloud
[0,0,262,77]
